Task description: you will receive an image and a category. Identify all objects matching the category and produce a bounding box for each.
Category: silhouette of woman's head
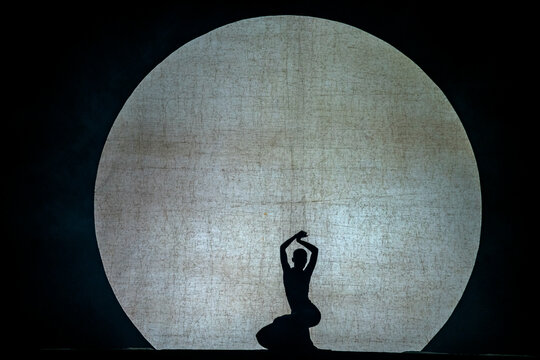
[292,248,308,269]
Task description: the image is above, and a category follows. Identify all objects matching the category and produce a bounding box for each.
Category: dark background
[9,3,535,355]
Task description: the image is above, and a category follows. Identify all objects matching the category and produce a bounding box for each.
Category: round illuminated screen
[95,16,481,351]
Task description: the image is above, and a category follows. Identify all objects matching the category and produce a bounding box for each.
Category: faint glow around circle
[94,16,481,352]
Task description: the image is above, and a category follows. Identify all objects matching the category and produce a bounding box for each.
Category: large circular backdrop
[95,16,481,351]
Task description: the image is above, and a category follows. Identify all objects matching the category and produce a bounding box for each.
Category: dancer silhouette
[256,231,321,352]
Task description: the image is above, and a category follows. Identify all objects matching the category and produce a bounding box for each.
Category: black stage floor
[38,349,534,360]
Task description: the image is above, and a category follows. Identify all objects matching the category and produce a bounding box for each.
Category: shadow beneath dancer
[256,231,321,353]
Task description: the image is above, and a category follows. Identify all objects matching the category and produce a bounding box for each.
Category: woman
[256,231,321,352]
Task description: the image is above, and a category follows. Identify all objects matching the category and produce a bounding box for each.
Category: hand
[295,230,308,239]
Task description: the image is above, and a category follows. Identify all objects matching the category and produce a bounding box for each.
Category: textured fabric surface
[94,16,481,351]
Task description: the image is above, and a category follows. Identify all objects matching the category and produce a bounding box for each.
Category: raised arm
[296,238,318,275]
[280,234,296,271]
[280,231,307,271]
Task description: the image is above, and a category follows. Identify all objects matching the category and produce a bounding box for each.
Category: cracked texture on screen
[94,16,481,351]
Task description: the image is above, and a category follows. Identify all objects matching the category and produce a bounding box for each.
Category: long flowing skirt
[256,301,321,352]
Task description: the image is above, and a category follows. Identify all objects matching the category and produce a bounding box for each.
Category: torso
[283,268,311,311]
